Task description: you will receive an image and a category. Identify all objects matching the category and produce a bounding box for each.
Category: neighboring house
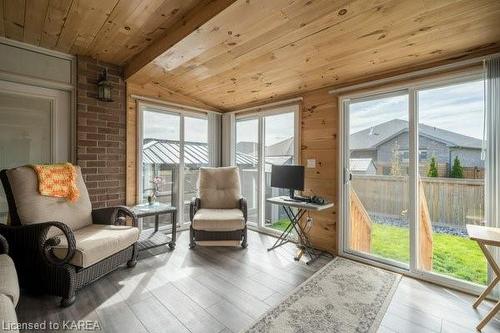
[350,158,377,175]
[236,137,295,168]
[350,119,484,173]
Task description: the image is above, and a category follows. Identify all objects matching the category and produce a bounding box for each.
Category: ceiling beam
[124,0,236,80]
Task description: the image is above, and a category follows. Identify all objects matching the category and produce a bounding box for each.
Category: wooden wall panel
[300,87,338,254]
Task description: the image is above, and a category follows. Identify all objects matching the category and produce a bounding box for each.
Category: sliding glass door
[416,79,486,285]
[345,91,410,268]
[264,112,296,232]
[235,118,259,226]
[342,73,488,290]
[139,103,209,229]
[234,105,299,232]
[183,116,209,222]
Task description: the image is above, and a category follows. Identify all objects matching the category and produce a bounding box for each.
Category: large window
[417,79,486,284]
[235,118,259,226]
[342,73,488,291]
[139,103,211,229]
[348,92,410,267]
[264,112,296,231]
[234,105,299,232]
[183,116,209,222]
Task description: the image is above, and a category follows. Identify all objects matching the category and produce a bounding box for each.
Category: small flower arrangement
[148,176,163,205]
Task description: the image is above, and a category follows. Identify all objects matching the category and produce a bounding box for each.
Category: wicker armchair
[0,234,20,331]
[0,166,139,307]
[189,167,247,248]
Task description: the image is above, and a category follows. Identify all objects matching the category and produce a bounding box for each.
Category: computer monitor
[270,165,305,199]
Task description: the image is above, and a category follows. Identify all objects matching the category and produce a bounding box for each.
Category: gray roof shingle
[350,119,482,150]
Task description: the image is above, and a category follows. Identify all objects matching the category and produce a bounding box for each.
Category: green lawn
[371,223,487,285]
[270,220,487,285]
[269,219,291,232]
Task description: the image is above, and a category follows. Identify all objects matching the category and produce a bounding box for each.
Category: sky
[144,107,294,146]
[349,80,485,139]
[143,108,208,143]
[236,112,295,146]
[144,79,484,147]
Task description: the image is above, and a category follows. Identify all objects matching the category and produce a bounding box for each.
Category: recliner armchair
[0,166,139,307]
[189,166,248,248]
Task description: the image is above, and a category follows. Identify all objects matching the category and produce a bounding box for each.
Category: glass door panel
[183,116,209,223]
[141,108,180,230]
[417,79,487,285]
[235,118,259,226]
[263,112,296,232]
[0,92,53,223]
[0,81,70,225]
[347,92,410,267]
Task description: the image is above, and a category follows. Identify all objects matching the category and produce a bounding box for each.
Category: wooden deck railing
[349,181,433,270]
[349,189,372,253]
[419,180,433,270]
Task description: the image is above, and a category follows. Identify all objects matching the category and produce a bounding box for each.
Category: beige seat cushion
[53,224,139,268]
[6,166,92,236]
[192,208,245,231]
[0,255,19,306]
[0,294,18,333]
[198,167,241,209]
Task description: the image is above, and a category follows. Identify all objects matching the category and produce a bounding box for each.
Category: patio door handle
[344,168,352,184]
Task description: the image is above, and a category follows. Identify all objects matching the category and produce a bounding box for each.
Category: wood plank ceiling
[2,0,500,111]
[0,0,203,65]
[129,0,500,111]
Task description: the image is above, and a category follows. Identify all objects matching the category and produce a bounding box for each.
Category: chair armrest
[0,234,8,255]
[0,222,76,266]
[92,206,138,227]
[190,198,201,222]
[39,221,76,266]
[239,198,248,222]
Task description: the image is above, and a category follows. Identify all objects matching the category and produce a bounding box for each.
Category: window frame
[137,101,210,229]
[231,104,300,234]
[338,68,488,296]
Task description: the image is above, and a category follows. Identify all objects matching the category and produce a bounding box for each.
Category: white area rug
[243,257,401,333]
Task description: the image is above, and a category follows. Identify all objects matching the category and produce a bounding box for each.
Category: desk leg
[473,276,499,309]
[477,302,500,331]
[473,242,500,331]
[268,207,305,252]
[267,219,294,251]
[283,207,318,264]
[169,211,176,250]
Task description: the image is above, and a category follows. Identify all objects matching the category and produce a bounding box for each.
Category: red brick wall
[76,56,126,208]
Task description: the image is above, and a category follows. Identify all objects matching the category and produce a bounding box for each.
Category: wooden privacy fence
[351,175,484,227]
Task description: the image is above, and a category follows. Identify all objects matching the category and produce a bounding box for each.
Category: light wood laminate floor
[17,230,500,333]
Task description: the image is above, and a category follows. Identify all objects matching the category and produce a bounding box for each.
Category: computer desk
[266,196,334,265]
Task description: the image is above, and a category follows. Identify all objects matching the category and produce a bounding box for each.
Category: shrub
[450,156,464,178]
[390,141,402,176]
[427,156,438,177]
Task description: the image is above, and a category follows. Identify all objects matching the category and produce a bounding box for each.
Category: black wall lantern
[97,69,113,102]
